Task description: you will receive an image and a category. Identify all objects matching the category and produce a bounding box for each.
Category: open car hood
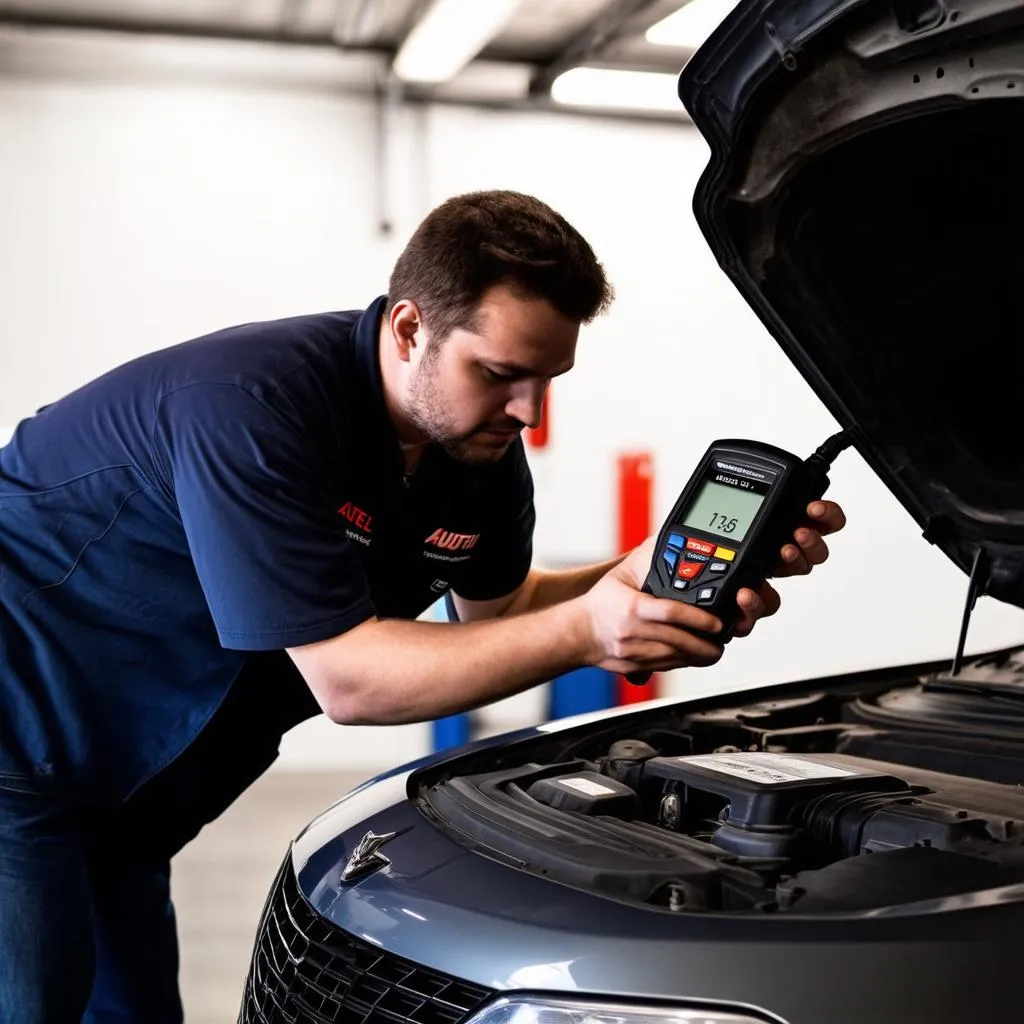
[679,0,1024,607]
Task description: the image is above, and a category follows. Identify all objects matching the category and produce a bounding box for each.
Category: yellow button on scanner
[714,546,736,562]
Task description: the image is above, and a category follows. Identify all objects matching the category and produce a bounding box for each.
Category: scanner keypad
[662,532,736,589]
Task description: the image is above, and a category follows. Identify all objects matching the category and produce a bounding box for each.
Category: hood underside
[679,0,1024,605]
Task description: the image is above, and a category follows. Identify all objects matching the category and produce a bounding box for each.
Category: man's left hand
[732,500,847,639]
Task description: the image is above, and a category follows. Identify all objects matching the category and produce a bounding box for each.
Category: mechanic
[0,189,845,1023]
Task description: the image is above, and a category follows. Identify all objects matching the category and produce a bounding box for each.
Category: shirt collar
[352,295,405,472]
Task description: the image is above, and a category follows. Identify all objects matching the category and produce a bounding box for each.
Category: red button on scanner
[685,538,716,557]
[676,562,705,581]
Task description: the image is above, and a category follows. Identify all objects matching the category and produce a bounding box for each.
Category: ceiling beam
[406,87,691,126]
[529,0,667,95]
[280,0,308,34]
[0,8,375,50]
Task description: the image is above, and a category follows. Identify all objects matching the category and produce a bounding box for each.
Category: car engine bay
[418,650,1024,915]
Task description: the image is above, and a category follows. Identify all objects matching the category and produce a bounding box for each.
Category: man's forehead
[461,296,578,374]
[464,328,576,376]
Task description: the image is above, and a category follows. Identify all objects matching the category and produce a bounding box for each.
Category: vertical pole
[374,72,400,237]
[525,388,550,450]
[617,452,658,705]
[428,595,473,751]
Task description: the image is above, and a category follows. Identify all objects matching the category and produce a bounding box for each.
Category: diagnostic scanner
[627,432,851,684]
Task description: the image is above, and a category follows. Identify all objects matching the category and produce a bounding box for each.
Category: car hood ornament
[341,829,397,881]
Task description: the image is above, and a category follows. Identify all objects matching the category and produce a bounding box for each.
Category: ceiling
[0,0,701,111]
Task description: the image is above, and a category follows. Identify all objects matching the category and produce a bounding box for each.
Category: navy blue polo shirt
[0,296,535,802]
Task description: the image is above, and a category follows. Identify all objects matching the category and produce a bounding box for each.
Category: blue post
[432,713,473,751]
[549,666,617,720]
[426,593,474,752]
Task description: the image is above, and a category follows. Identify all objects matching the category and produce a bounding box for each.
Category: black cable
[805,429,853,472]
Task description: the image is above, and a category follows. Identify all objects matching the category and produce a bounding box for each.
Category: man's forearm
[507,555,626,615]
[291,600,595,725]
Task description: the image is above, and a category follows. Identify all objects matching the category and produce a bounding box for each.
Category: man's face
[404,284,579,464]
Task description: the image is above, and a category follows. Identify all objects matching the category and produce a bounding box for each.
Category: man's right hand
[573,538,725,675]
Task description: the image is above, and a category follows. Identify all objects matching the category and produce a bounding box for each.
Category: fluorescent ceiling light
[550,67,683,114]
[646,0,740,49]
[393,0,522,84]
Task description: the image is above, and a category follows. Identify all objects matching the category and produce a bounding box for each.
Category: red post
[525,388,550,449]
[616,452,658,704]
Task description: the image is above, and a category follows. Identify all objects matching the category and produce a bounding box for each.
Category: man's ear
[389,300,423,363]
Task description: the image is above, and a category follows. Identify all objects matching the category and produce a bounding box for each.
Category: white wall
[2,30,1022,774]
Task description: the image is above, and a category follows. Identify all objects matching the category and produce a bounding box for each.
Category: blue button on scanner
[662,548,678,572]
[667,532,685,551]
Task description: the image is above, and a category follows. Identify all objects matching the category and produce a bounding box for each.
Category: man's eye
[482,367,514,382]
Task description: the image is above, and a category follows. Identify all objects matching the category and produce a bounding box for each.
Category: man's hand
[578,499,849,667]
[575,538,725,675]
[732,499,847,637]
[772,500,847,577]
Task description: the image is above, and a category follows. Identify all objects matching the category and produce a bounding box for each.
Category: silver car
[240,1,1024,1021]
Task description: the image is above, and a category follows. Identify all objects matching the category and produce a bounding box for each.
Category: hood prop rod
[952,547,989,676]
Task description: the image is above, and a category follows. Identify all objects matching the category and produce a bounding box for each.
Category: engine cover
[424,733,1024,914]
[638,752,911,859]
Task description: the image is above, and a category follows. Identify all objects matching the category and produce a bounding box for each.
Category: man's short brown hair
[386,190,613,342]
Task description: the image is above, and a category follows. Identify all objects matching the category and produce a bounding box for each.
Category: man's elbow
[288,642,379,726]
[321,686,379,726]
[325,702,369,726]
[299,671,380,726]
[320,677,422,727]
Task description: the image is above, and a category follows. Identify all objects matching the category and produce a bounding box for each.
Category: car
[238,2,1024,1022]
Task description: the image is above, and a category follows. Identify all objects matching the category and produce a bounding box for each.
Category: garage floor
[171,769,365,1024]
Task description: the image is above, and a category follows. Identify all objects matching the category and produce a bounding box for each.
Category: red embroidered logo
[424,528,480,552]
[338,501,373,533]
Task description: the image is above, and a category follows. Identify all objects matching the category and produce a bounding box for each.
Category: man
[0,190,844,1021]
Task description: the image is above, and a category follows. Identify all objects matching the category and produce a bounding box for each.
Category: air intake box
[527,770,641,817]
[641,752,910,859]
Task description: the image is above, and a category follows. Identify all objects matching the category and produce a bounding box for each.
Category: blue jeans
[0,778,183,1023]
[0,651,317,1021]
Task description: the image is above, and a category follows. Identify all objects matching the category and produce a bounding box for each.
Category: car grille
[239,853,494,1024]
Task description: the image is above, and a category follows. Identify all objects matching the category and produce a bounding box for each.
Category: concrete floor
[170,769,366,1024]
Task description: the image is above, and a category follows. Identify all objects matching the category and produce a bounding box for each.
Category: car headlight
[465,995,783,1024]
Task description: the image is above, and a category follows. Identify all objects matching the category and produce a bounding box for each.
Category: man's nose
[506,381,547,429]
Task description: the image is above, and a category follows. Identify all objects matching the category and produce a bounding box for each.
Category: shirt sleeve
[151,382,376,651]
[452,439,536,602]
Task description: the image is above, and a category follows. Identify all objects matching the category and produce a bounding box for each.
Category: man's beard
[406,358,521,465]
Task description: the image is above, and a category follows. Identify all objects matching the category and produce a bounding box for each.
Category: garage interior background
[6,2,1024,1019]
[2,0,1023,776]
